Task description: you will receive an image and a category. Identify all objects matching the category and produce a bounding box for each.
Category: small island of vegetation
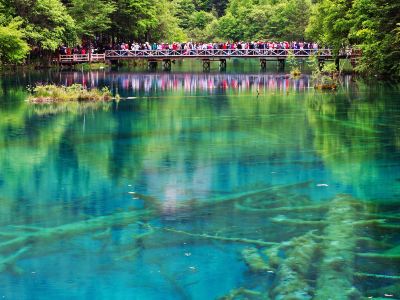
[28,84,112,103]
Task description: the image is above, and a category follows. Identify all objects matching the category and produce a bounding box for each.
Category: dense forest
[0,0,399,76]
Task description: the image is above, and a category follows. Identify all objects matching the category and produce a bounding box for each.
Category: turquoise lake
[0,63,399,299]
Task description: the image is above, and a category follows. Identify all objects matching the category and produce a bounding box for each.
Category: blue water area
[0,66,399,299]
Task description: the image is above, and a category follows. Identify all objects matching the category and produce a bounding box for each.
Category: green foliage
[322,62,337,74]
[173,0,196,29]
[0,0,397,78]
[306,0,352,52]
[0,19,29,64]
[1,0,77,50]
[307,0,400,77]
[110,0,158,41]
[69,0,116,38]
[214,13,241,40]
[284,0,311,40]
[287,50,301,76]
[307,54,319,72]
[26,0,76,50]
[307,54,337,88]
[75,62,109,71]
[187,10,216,40]
[189,10,215,30]
[287,51,299,69]
[153,0,187,42]
[211,0,311,41]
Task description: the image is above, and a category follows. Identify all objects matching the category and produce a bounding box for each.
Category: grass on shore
[28,84,112,103]
[73,63,109,71]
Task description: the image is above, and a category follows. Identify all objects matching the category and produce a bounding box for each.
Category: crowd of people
[59,41,321,56]
[119,41,320,51]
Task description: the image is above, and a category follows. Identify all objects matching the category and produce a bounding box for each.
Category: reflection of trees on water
[55,72,314,94]
[305,82,400,199]
[1,76,400,298]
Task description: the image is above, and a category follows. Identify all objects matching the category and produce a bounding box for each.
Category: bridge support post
[163,59,171,71]
[110,60,119,68]
[260,59,267,71]
[335,57,340,71]
[318,59,325,71]
[219,59,226,71]
[202,59,210,72]
[148,60,158,71]
[277,59,285,71]
[350,58,357,68]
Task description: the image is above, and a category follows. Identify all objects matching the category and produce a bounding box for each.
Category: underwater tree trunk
[0,181,311,273]
[0,209,152,255]
[314,195,361,300]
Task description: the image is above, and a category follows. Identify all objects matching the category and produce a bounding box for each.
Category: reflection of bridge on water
[58,72,320,94]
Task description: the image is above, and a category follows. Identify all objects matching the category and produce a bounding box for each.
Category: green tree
[69,0,116,39]
[214,12,241,40]
[214,0,311,41]
[187,10,216,40]
[4,0,77,50]
[307,0,400,77]
[189,10,216,29]
[283,0,311,40]
[152,0,187,42]
[0,19,29,64]
[173,0,196,29]
[306,0,353,52]
[110,0,158,42]
[349,0,400,76]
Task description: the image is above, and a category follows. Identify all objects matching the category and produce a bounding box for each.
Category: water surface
[0,67,399,299]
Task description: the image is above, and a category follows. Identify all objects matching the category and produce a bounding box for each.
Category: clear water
[0,65,399,299]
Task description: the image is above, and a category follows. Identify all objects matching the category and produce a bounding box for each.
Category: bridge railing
[105,49,333,58]
[91,54,106,61]
[59,53,106,63]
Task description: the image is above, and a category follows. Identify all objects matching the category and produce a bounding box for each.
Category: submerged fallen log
[270,231,319,300]
[184,181,313,209]
[219,287,266,300]
[354,272,400,280]
[357,252,400,261]
[270,216,327,227]
[314,195,361,300]
[0,181,312,274]
[0,209,153,272]
[241,247,270,272]
[236,195,371,299]
[235,202,328,214]
[162,227,277,247]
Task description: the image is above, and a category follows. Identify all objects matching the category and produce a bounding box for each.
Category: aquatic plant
[314,76,337,90]
[307,54,338,90]
[28,84,112,103]
[74,62,108,71]
[287,50,301,78]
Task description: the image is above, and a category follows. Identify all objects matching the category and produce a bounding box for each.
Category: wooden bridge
[59,49,359,71]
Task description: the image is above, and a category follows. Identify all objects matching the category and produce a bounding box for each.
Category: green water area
[0,64,399,299]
